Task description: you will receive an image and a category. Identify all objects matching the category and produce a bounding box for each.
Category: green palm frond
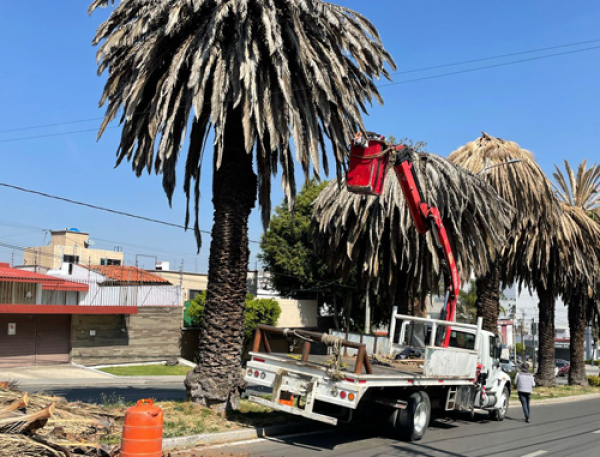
[90,0,396,246]
[553,160,600,210]
[311,151,514,302]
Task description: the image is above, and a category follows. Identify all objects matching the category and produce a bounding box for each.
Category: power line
[391,38,600,76]
[0,181,260,244]
[376,45,600,89]
[0,126,119,144]
[2,39,600,142]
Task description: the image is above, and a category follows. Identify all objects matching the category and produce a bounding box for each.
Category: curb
[162,421,320,450]
[530,392,600,405]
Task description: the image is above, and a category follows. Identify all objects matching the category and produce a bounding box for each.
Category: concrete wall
[70,306,182,365]
[277,299,318,328]
[149,271,208,304]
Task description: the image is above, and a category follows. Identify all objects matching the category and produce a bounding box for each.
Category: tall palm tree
[448,133,562,386]
[312,150,514,316]
[90,0,395,411]
[553,161,600,385]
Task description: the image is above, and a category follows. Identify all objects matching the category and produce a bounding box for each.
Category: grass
[98,365,192,376]
[98,398,292,444]
[510,384,600,401]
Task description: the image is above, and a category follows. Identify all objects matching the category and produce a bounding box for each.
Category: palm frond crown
[90,0,396,246]
[312,151,514,304]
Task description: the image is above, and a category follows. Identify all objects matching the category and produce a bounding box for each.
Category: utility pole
[364,281,371,335]
[521,311,526,361]
[531,318,536,372]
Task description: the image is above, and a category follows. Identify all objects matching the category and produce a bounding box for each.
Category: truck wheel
[489,386,509,421]
[393,391,431,441]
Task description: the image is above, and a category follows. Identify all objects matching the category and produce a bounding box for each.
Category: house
[0,259,183,367]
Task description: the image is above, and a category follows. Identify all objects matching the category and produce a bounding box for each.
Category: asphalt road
[207,397,600,457]
[21,383,187,403]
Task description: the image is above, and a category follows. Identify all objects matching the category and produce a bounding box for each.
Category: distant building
[23,228,124,270]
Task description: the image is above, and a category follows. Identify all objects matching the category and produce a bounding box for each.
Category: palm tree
[448,133,562,386]
[90,0,395,411]
[553,161,600,385]
[312,150,514,317]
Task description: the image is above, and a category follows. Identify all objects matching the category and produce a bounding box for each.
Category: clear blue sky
[0,1,598,273]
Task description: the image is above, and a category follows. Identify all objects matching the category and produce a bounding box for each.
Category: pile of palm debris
[0,382,121,457]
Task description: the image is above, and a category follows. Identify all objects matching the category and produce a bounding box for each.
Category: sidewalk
[1,364,186,387]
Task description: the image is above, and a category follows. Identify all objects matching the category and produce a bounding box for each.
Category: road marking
[521,451,547,457]
[593,429,600,434]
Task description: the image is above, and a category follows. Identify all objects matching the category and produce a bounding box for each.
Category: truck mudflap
[249,396,338,426]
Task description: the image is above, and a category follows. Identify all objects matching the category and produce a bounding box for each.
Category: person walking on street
[515,362,535,422]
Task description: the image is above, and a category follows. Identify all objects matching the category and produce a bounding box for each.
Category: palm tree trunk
[185,110,257,412]
[536,285,557,386]
[568,293,588,386]
[474,264,500,333]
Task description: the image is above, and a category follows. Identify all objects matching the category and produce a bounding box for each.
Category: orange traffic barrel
[121,399,163,457]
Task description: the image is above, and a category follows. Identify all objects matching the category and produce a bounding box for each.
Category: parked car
[500,359,516,373]
[556,359,570,377]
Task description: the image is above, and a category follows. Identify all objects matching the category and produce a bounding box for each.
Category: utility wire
[391,38,600,75]
[1,39,600,141]
[0,181,260,244]
[377,45,600,89]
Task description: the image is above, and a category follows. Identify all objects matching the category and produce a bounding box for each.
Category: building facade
[0,261,182,367]
[23,229,124,270]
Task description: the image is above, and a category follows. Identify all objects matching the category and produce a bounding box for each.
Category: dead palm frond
[557,204,600,300]
[448,132,561,289]
[89,0,396,247]
[312,152,514,302]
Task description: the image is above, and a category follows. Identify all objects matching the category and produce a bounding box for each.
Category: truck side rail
[389,307,483,357]
[252,324,373,375]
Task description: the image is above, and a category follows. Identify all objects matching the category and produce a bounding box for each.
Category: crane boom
[346,132,460,348]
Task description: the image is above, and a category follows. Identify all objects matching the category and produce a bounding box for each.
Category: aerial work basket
[346,132,391,196]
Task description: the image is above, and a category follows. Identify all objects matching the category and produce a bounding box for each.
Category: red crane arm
[393,150,460,347]
[346,133,460,348]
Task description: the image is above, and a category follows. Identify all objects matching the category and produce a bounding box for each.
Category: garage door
[0,314,71,367]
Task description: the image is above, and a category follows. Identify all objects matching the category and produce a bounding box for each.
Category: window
[448,330,475,350]
[63,255,79,264]
[100,258,121,265]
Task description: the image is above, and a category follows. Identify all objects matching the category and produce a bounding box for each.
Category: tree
[259,180,363,331]
[312,148,513,321]
[188,292,281,339]
[457,280,478,324]
[90,0,394,411]
[552,160,600,385]
[449,133,562,386]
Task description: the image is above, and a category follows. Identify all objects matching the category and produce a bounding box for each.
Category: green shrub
[186,291,281,339]
[588,375,600,387]
[244,296,281,339]
[186,291,207,327]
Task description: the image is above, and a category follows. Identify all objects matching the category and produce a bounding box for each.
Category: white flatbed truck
[246,308,511,441]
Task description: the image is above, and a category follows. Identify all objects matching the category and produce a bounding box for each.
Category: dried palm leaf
[312,151,514,303]
[448,132,561,290]
[90,0,396,248]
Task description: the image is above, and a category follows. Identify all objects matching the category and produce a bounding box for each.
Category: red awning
[0,263,88,291]
[0,305,138,315]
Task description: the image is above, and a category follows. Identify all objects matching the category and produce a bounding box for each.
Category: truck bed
[267,352,425,376]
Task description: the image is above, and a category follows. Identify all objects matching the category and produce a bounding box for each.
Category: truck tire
[390,391,431,441]
[489,386,509,421]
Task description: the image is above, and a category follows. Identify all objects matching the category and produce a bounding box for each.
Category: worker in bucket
[515,362,535,422]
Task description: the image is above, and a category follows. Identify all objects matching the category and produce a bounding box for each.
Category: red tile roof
[0,263,88,291]
[86,265,170,284]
